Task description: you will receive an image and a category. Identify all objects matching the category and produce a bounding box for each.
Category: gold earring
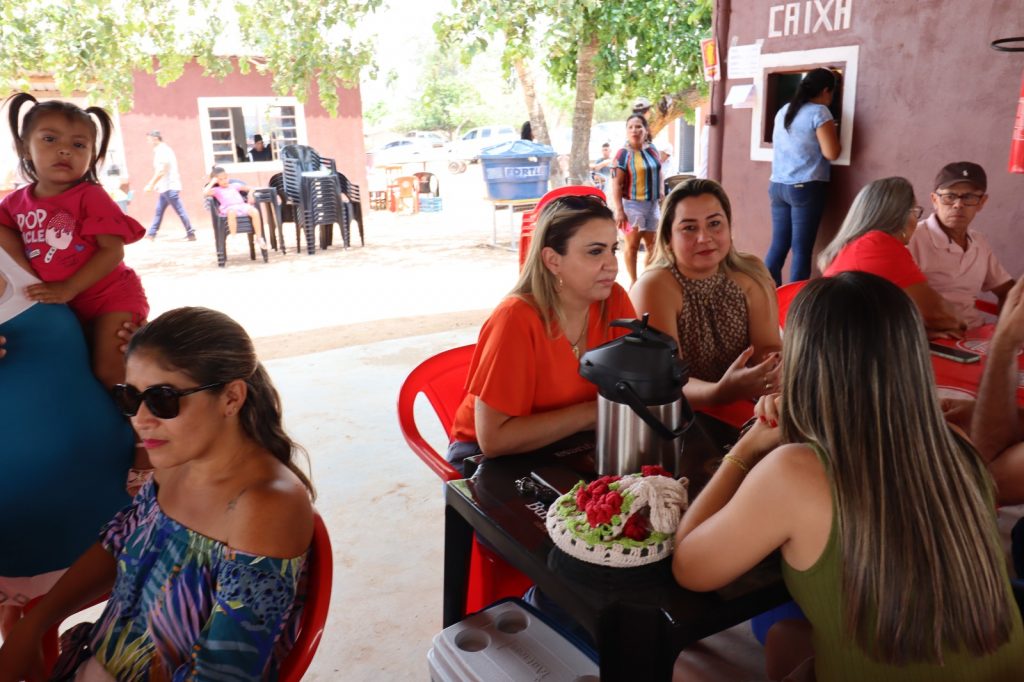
[558,277,564,290]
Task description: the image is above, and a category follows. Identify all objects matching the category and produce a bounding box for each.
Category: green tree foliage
[407,50,486,135]
[0,0,383,114]
[436,0,711,183]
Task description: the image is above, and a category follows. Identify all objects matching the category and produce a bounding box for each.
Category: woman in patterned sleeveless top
[630,179,781,408]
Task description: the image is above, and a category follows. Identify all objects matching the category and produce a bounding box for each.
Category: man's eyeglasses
[935,191,984,206]
[910,205,924,220]
[111,382,225,419]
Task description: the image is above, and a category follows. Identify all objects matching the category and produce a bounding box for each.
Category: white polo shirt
[908,213,1012,328]
[152,142,182,193]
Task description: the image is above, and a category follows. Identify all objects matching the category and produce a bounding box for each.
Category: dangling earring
[557,277,564,290]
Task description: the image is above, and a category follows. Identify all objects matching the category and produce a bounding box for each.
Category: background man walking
[143,131,194,241]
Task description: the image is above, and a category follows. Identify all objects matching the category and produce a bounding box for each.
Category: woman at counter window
[447,195,636,471]
[764,67,841,285]
[629,179,781,409]
[819,176,966,337]
[673,272,1024,681]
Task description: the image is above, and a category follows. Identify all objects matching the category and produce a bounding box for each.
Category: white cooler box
[428,598,599,682]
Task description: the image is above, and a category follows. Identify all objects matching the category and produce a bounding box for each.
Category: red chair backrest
[776,280,809,329]
[397,345,476,482]
[518,185,608,270]
[279,512,334,681]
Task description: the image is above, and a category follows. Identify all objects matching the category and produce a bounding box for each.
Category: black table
[443,416,791,681]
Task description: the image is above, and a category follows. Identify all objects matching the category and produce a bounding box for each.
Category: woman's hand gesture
[717,347,781,403]
[732,392,784,468]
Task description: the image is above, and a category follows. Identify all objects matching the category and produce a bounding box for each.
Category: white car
[367,138,446,167]
[449,125,519,162]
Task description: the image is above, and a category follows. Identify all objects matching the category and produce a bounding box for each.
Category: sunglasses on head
[111,382,225,419]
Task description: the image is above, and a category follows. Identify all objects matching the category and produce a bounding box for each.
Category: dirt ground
[125,163,527,356]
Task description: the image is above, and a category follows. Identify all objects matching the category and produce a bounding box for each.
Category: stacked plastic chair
[338,172,365,247]
[279,145,344,254]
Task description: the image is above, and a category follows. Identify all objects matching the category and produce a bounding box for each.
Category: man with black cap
[248,134,272,162]
[143,131,195,241]
[909,161,1014,328]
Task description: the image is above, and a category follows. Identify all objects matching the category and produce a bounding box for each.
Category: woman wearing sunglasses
[0,236,133,645]
[819,176,967,337]
[0,307,315,681]
[447,194,636,472]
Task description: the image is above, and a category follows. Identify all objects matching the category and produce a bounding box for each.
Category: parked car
[405,131,448,147]
[449,125,518,162]
[366,137,446,168]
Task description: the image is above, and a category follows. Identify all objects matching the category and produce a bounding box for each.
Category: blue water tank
[479,140,557,200]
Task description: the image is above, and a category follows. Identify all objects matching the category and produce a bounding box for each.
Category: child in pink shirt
[0,93,151,484]
[203,166,268,257]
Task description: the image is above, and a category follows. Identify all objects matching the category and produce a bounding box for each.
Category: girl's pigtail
[85,106,114,184]
[5,93,38,181]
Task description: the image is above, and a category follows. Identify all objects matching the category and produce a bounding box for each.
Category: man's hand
[0,335,6,359]
[993,278,1024,350]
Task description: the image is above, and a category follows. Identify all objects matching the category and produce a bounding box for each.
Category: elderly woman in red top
[447,195,636,472]
[819,176,966,337]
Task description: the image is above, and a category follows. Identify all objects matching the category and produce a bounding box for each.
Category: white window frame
[749,45,858,166]
[196,96,308,174]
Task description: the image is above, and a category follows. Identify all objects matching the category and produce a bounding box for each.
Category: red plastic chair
[279,512,333,681]
[397,345,533,613]
[518,185,607,271]
[776,280,809,329]
[23,513,331,681]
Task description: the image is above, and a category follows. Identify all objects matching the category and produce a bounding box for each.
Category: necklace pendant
[571,344,581,360]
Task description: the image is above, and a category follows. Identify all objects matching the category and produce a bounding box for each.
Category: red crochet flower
[622,511,650,541]
[576,475,620,509]
[641,465,672,478]
[584,490,623,527]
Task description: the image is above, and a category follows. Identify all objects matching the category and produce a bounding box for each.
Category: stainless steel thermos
[579,314,695,476]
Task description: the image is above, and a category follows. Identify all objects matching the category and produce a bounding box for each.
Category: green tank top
[782,445,1024,681]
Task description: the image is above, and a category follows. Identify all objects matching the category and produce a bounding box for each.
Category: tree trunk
[513,57,562,188]
[568,34,599,186]
[647,90,704,138]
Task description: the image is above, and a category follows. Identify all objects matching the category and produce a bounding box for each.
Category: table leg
[443,503,473,627]
[492,205,500,246]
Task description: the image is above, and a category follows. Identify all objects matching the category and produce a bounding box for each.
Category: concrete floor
[54,164,773,680]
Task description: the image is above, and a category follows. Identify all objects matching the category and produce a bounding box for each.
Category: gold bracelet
[723,454,750,473]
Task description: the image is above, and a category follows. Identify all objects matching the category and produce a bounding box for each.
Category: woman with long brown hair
[673,271,1024,680]
[630,179,781,409]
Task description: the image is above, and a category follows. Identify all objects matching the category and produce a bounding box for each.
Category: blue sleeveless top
[0,263,133,576]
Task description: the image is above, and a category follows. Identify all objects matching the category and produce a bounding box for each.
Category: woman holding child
[0,307,314,681]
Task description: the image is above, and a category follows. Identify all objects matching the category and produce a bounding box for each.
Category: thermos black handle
[614,380,696,441]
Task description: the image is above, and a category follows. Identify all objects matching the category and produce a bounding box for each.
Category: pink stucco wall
[717,0,1024,277]
[120,60,365,232]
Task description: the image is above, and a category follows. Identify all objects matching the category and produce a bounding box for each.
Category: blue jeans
[765,181,828,285]
[148,190,194,237]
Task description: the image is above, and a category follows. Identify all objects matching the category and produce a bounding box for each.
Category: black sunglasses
[111,382,225,419]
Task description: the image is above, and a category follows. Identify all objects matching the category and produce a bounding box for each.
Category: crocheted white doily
[546,471,689,568]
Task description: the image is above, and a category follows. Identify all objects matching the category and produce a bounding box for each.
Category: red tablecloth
[932,324,1024,405]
